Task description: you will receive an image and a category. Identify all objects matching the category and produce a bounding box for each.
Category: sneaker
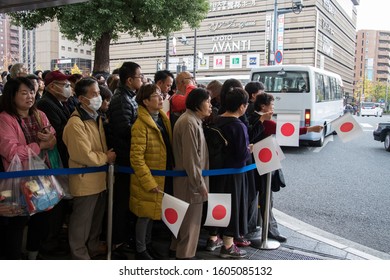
[234,236,251,247]
[219,244,247,259]
[206,237,223,251]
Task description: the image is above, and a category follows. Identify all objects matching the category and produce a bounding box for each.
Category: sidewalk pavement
[40,209,390,261]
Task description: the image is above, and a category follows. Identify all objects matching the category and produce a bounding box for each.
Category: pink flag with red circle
[253,136,282,175]
[161,193,189,238]
[276,113,300,147]
[204,193,231,227]
[331,113,363,143]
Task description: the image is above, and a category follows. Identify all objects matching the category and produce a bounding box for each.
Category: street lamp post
[386,78,389,111]
[272,0,304,65]
[193,29,197,79]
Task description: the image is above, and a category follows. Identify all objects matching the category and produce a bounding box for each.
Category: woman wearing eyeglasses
[130,83,173,260]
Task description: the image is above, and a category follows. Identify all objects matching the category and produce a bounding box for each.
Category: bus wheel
[312,130,325,147]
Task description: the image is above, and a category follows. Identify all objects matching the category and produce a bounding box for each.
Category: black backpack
[203,124,228,169]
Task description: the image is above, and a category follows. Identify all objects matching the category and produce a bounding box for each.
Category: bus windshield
[252,71,309,93]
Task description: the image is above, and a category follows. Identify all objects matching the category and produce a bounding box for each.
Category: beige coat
[172,110,209,204]
[63,108,108,197]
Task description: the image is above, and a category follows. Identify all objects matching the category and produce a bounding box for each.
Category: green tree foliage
[9,0,209,73]
[355,78,387,102]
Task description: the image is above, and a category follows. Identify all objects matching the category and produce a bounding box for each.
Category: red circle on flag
[340,122,354,133]
[258,148,272,163]
[164,208,178,224]
[281,123,295,136]
[212,205,227,220]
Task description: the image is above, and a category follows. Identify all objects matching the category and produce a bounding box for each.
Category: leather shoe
[135,250,154,260]
[268,233,287,243]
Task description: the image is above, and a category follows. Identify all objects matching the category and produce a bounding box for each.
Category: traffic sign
[275,50,283,64]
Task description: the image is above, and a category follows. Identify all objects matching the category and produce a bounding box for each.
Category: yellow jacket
[130,106,172,220]
[63,106,108,197]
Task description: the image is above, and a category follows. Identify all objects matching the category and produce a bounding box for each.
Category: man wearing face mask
[37,70,72,168]
[63,77,116,259]
[36,70,73,256]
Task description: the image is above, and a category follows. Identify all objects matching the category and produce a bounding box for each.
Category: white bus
[250,65,344,146]
[196,75,250,87]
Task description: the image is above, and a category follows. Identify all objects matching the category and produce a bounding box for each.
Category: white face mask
[54,83,71,99]
[86,95,102,111]
[62,86,72,99]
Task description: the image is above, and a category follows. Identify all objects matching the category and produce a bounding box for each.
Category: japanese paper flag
[332,113,363,143]
[161,193,189,238]
[204,193,231,227]
[272,137,285,161]
[276,113,300,147]
[253,136,282,175]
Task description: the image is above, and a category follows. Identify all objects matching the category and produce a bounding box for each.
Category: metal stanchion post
[107,164,115,260]
[260,172,280,250]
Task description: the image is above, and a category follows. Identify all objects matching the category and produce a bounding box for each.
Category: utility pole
[193,29,197,79]
[165,35,169,70]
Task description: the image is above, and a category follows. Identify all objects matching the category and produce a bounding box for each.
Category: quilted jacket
[130,106,172,220]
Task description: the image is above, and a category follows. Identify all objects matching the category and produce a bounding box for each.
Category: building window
[86,50,91,55]
[61,46,65,50]
[61,35,65,40]
[68,47,72,51]
[74,48,78,53]
[366,40,369,44]
[80,49,84,54]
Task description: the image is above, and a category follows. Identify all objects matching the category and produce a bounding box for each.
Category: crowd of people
[0,61,323,260]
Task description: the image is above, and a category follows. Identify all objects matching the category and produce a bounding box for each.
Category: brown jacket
[172,110,209,204]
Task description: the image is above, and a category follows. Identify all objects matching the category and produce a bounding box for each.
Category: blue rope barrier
[0,164,257,180]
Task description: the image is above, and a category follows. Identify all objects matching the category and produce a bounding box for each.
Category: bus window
[323,75,330,100]
[253,71,309,93]
[329,77,338,100]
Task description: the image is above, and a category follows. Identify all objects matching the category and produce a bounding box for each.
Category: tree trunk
[92,32,112,75]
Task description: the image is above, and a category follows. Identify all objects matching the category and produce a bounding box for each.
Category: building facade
[355,29,390,84]
[0,14,20,71]
[109,0,358,95]
[34,20,93,74]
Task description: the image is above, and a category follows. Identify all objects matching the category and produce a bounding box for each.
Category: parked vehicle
[250,64,343,147]
[361,102,382,117]
[373,122,390,151]
[374,103,383,117]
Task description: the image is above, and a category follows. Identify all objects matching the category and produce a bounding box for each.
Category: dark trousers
[26,210,50,252]
[112,172,134,245]
[0,216,28,259]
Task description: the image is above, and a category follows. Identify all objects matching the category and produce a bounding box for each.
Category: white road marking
[313,134,334,153]
[360,123,373,128]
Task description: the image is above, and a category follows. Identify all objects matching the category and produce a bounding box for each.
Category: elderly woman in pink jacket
[0,77,56,260]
